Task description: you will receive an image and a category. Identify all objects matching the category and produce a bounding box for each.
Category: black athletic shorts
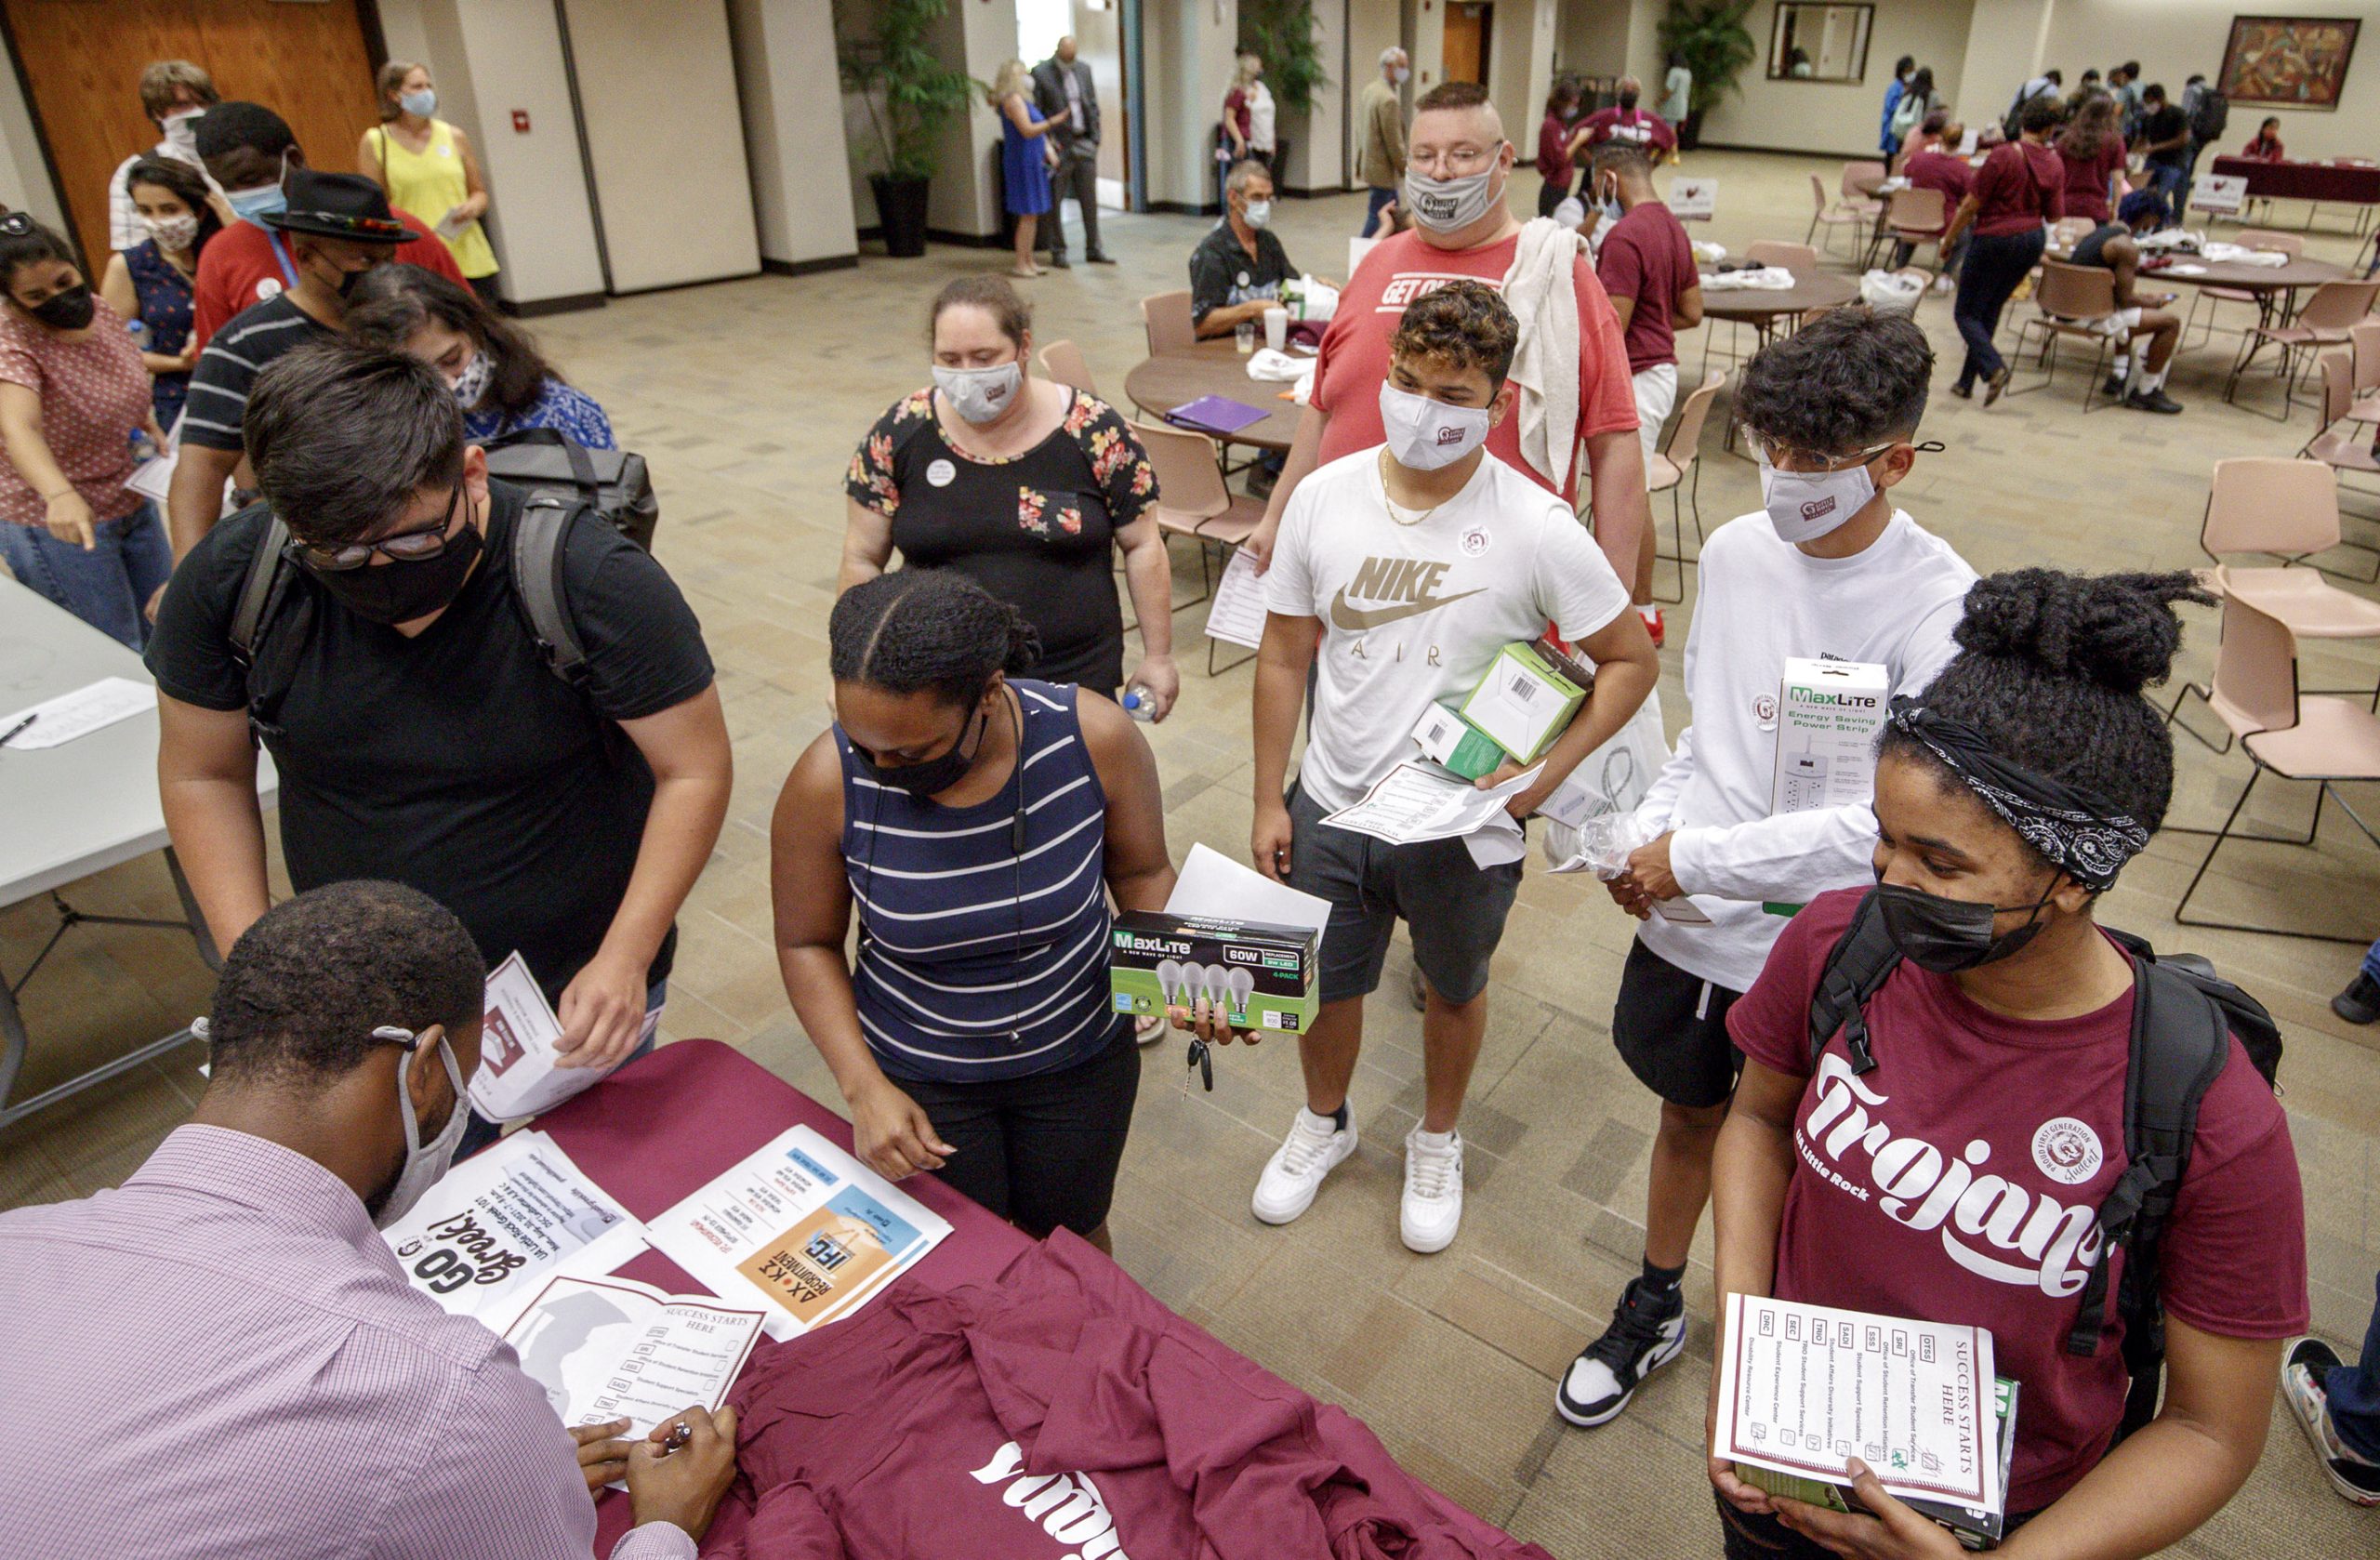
[1611,938,1745,1110]
[903,1023,1139,1236]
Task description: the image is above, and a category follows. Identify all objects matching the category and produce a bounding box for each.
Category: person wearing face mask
[841,276,1173,713]
[771,571,1176,1249]
[360,61,499,301]
[150,342,730,1151]
[1236,283,1657,1255]
[0,215,174,648]
[1554,309,1974,1434]
[346,264,615,448]
[1709,569,2305,1560]
[167,167,413,557]
[0,881,743,1559]
[1536,81,1584,218]
[1189,161,1304,338]
[1941,94,2066,404]
[1248,82,1650,607]
[1564,76,1678,165]
[100,156,221,431]
[189,100,467,352]
[105,59,222,255]
[1358,48,1411,233]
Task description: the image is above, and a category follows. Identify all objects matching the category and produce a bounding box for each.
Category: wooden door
[1443,3,1491,87]
[2,0,380,270]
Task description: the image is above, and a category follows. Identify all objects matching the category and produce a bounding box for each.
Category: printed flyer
[379,1130,645,1322]
[502,1274,765,1448]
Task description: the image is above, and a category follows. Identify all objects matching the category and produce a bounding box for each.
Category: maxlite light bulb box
[1460,641,1587,763]
[1770,658,1890,816]
[1109,911,1318,1034]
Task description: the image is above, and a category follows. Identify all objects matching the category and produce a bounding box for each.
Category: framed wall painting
[2219,15,2360,110]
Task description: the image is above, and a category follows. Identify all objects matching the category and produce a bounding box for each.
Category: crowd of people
[0,43,2371,1560]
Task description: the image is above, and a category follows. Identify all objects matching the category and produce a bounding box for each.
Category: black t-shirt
[145,481,715,998]
[1188,222,1297,324]
[2070,221,2126,270]
[2142,105,2189,166]
[844,388,1157,693]
[180,294,333,451]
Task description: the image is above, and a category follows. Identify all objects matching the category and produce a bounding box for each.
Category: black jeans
[1952,227,2045,389]
[901,1026,1140,1237]
[1538,178,1573,218]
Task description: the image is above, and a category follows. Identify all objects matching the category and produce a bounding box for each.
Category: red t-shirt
[191,214,468,350]
[1971,140,2066,237]
[2240,133,2285,162]
[1727,889,2308,1513]
[1573,106,1676,154]
[1309,228,1638,502]
[1595,202,1697,375]
[1902,151,1976,236]
[2056,136,2126,224]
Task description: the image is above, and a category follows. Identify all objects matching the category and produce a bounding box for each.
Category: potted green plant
[1659,0,1758,151]
[1238,0,1327,183]
[837,0,972,257]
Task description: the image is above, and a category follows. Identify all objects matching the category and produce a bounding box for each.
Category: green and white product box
[1410,701,1507,780]
[1460,641,1587,763]
[1770,657,1890,816]
[1108,911,1318,1034]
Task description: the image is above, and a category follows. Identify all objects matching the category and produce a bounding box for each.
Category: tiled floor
[7,151,2377,1554]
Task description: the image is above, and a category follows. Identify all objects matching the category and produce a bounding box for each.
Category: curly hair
[829,572,1040,709]
[1736,306,1932,457]
[208,881,485,1088]
[1388,279,1518,390]
[2057,94,2120,161]
[1882,570,2214,842]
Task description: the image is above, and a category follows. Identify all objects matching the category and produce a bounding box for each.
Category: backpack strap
[227,511,290,664]
[510,495,590,687]
[226,511,307,746]
[1807,889,1901,1077]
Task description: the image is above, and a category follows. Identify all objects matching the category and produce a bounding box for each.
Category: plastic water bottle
[126,318,152,351]
[1121,689,1158,722]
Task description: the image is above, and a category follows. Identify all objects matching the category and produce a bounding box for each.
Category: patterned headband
[1886,696,2149,891]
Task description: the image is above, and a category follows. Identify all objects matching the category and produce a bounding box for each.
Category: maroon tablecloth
[544,1039,1517,1556]
[2210,156,2380,205]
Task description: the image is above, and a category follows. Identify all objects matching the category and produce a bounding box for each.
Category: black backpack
[2189,89,2229,144]
[480,428,658,554]
[1806,890,2282,1440]
[225,491,598,742]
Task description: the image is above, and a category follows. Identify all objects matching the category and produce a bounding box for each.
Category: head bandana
[1885,696,2149,890]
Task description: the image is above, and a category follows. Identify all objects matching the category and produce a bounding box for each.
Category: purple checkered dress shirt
[0,1124,693,1560]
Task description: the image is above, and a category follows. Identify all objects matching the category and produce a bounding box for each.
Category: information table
[1124,338,1304,451]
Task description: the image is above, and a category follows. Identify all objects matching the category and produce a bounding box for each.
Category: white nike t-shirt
[1266,446,1632,811]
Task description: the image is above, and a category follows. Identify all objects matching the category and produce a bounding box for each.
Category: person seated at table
[1192,159,1299,340]
[1893,107,1950,173]
[148,341,731,1155]
[345,264,615,448]
[2072,189,2186,414]
[2056,93,2128,225]
[1896,120,1976,283]
[0,879,742,1559]
[1709,569,2306,1560]
[842,275,1174,710]
[2241,117,2287,162]
[1567,76,1677,162]
[771,570,1178,1253]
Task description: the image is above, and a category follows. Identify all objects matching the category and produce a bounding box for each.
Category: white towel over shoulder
[1501,216,1587,490]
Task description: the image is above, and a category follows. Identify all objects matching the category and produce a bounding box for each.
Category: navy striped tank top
[836,679,1123,1083]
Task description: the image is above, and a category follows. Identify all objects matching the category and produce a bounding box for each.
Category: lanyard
[264,229,300,289]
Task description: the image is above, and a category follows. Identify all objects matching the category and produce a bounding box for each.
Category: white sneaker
[1251,1107,1357,1225]
[1399,1128,1464,1253]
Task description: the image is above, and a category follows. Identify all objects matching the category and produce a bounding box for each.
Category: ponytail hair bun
[1951,568,2208,698]
[829,570,1038,708]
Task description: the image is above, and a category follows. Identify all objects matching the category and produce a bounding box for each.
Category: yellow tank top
[369,119,498,278]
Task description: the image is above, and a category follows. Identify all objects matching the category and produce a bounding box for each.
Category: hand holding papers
[1322,760,1543,847]
[1204,547,1269,650]
[472,952,621,1122]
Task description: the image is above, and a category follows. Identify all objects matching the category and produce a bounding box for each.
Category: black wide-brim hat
[260,168,409,244]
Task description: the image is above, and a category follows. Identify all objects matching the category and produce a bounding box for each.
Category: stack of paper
[379,1130,646,1323]
[1321,760,1541,867]
[471,952,619,1122]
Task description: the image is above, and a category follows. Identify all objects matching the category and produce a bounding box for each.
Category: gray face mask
[373,1028,471,1230]
[1404,152,1505,232]
[932,360,1023,424]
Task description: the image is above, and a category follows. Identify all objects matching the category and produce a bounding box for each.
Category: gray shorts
[1286,784,1523,1006]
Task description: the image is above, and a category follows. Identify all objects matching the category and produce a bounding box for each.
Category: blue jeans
[0,500,172,650]
[1952,228,2045,388]
[2363,936,2380,985]
[2147,161,2187,205]
[2328,1271,2380,1461]
[1364,185,1398,233]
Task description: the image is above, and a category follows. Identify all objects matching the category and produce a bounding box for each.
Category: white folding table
[0,576,277,1130]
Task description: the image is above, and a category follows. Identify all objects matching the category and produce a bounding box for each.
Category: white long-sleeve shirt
[1634,508,1975,992]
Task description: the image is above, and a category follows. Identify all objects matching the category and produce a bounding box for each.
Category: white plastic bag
[1858,268,1926,317]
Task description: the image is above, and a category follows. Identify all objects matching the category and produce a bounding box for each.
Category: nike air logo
[1329,584,1485,630]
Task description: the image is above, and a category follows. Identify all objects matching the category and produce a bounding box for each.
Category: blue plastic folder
[1166,395,1270,436]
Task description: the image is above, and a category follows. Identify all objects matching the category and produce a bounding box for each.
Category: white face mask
[401,88,438,119]
[160,107,204,152]
[1404,152,1504,232]
[1393,66,1411,84]
[145,212,201,251]
[373,1029,471,1230]
[1379,382,1492,471]
[448,346,492,408]
[1758,452,1879,544]
[933,360,1023,424]
[1240,198,1272,229]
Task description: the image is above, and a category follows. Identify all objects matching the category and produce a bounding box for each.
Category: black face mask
[1619,91,1640,110]
[27,284,95,330]
[1873,878,2059,973]
[300,524,483,625]
[851,706,985,798]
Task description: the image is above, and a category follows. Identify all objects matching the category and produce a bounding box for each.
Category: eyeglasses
[1408,140,1505,178]
[0,212,34,238]
[1742,435,1943,470]
[295,484,465,572]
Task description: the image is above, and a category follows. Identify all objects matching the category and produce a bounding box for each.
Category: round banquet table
[1124,338,1303,451]
[2134,255,2348,328]
[1697,270,1862,327]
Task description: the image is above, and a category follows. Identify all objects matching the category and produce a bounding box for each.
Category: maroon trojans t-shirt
[1728,889,2307,1512]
